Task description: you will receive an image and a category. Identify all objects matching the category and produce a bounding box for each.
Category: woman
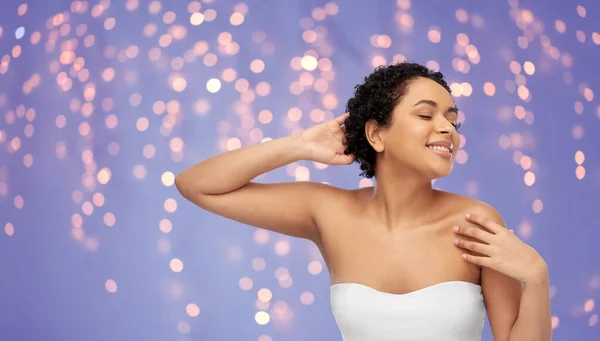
[175,62,551,341]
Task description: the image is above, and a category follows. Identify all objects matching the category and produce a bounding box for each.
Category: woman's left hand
[453,213,548,283]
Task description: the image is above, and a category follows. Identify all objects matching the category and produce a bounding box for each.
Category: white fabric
[330,281,485,341]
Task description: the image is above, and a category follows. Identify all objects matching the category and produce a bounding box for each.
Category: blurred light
[483,82,496,96]
[170,258,183,272]
[204,9,217,22]
[18,4,28,16]
[252,257,266,271]
[455,150,468,164]
[250,59,265,73]
[455,9,468,23]
[157,239,170,253]
[551,316,560,329]
[572,124,584,140]
[300,291,315,305]
[523,61,535,75]
[257,288,272,302]
[97,168,111,185]
[4,222,14,236]
[575,151,585,165]
[308,260,323,275]
[105,279,118,293]
[207,78,221,93]
[172,77,187,92]
[576,30,585,43]
[425,60,439,71]
[532,199,543,214]
[510,61,521,74]
[301,55,318,71]
[104,212,116,227]
[104,17,116,30]
[188,1,201,13]
[159,219,172,234]
[177,321,191,334]
[164,198,177,213]
[574,101,584,115]
[576,165,586,180]
[274,239,291,255]
[92,193,105,207]
[230,12,244,26]
[239,277,253,290]
[524,171,536,186]
[162,172,175,186]
[428,27,441,43]
[190,13,204,26]
[583,88,594,102]
[186,303,200,317]
[15,27,25,39]
[255,311,270,325]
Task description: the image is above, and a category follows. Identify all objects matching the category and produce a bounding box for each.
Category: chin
[427,162,454,180]
[429,170,451,181]
[423,148,455,177]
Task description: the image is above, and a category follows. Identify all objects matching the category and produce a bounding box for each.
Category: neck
[368,163,438,231]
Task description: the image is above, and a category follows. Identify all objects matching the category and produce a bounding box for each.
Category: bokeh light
[1,1,599,341]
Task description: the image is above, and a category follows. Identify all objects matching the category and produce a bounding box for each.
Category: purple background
[1,0,599,340]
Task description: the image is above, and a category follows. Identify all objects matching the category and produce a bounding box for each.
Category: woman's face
[377,77,461,179]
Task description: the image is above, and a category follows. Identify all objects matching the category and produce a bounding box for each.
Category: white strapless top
[330,281,485,341]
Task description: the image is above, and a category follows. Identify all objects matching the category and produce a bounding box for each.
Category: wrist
[523,264,549,285]
[287,133,312,161]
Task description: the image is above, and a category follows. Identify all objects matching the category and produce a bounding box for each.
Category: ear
[365,119,385,153]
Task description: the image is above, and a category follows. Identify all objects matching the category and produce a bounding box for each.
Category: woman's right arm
[174,134,336,241]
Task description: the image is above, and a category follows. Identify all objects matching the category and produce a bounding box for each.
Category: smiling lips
[426,141,453,159]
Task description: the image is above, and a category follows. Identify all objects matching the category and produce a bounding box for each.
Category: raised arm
[174,113,353,241]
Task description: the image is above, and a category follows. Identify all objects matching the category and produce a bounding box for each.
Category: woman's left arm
[508,270,551,341]
[453,205,551,341]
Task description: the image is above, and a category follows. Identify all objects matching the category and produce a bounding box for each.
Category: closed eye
[420,115,462,131]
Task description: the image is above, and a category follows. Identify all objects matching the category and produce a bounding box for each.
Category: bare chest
[314,208,481,295]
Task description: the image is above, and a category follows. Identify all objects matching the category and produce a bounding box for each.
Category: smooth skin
[175,77,550,341]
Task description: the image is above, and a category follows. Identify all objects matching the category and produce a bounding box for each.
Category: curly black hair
[343,61,453,178]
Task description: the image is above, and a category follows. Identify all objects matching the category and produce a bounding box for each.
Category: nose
[434,116,455,136]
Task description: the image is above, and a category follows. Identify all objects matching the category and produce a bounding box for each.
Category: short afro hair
[342,61,452,178]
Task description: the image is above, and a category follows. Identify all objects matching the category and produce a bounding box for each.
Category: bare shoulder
[310,184,371,225]
[439,190,507,227]
[441,192,522,341]
[311,182,363,211]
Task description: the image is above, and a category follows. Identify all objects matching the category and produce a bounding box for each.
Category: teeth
[428,145,451,153]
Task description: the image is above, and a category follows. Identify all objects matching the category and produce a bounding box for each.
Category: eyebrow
[412,99,458,114]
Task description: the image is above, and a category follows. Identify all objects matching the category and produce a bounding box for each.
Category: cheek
[453,134,462,152]
[404,123,432,142]
[384,121,431,155]
[393,125,430,149]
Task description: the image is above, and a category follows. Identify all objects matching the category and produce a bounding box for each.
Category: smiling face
[369,77,461,180]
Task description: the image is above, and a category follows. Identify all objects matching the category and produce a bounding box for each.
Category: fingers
[454,238,491,256]
[465,213,504,234]
[334,112,350,125]
[461,253,492,268]
[332,153,355,165]
[453,225,494,244]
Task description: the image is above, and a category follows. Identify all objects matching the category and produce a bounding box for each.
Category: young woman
[175,62,551,341]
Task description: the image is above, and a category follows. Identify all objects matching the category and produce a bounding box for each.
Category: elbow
[174,173,193,199]
[175,170,214,200]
